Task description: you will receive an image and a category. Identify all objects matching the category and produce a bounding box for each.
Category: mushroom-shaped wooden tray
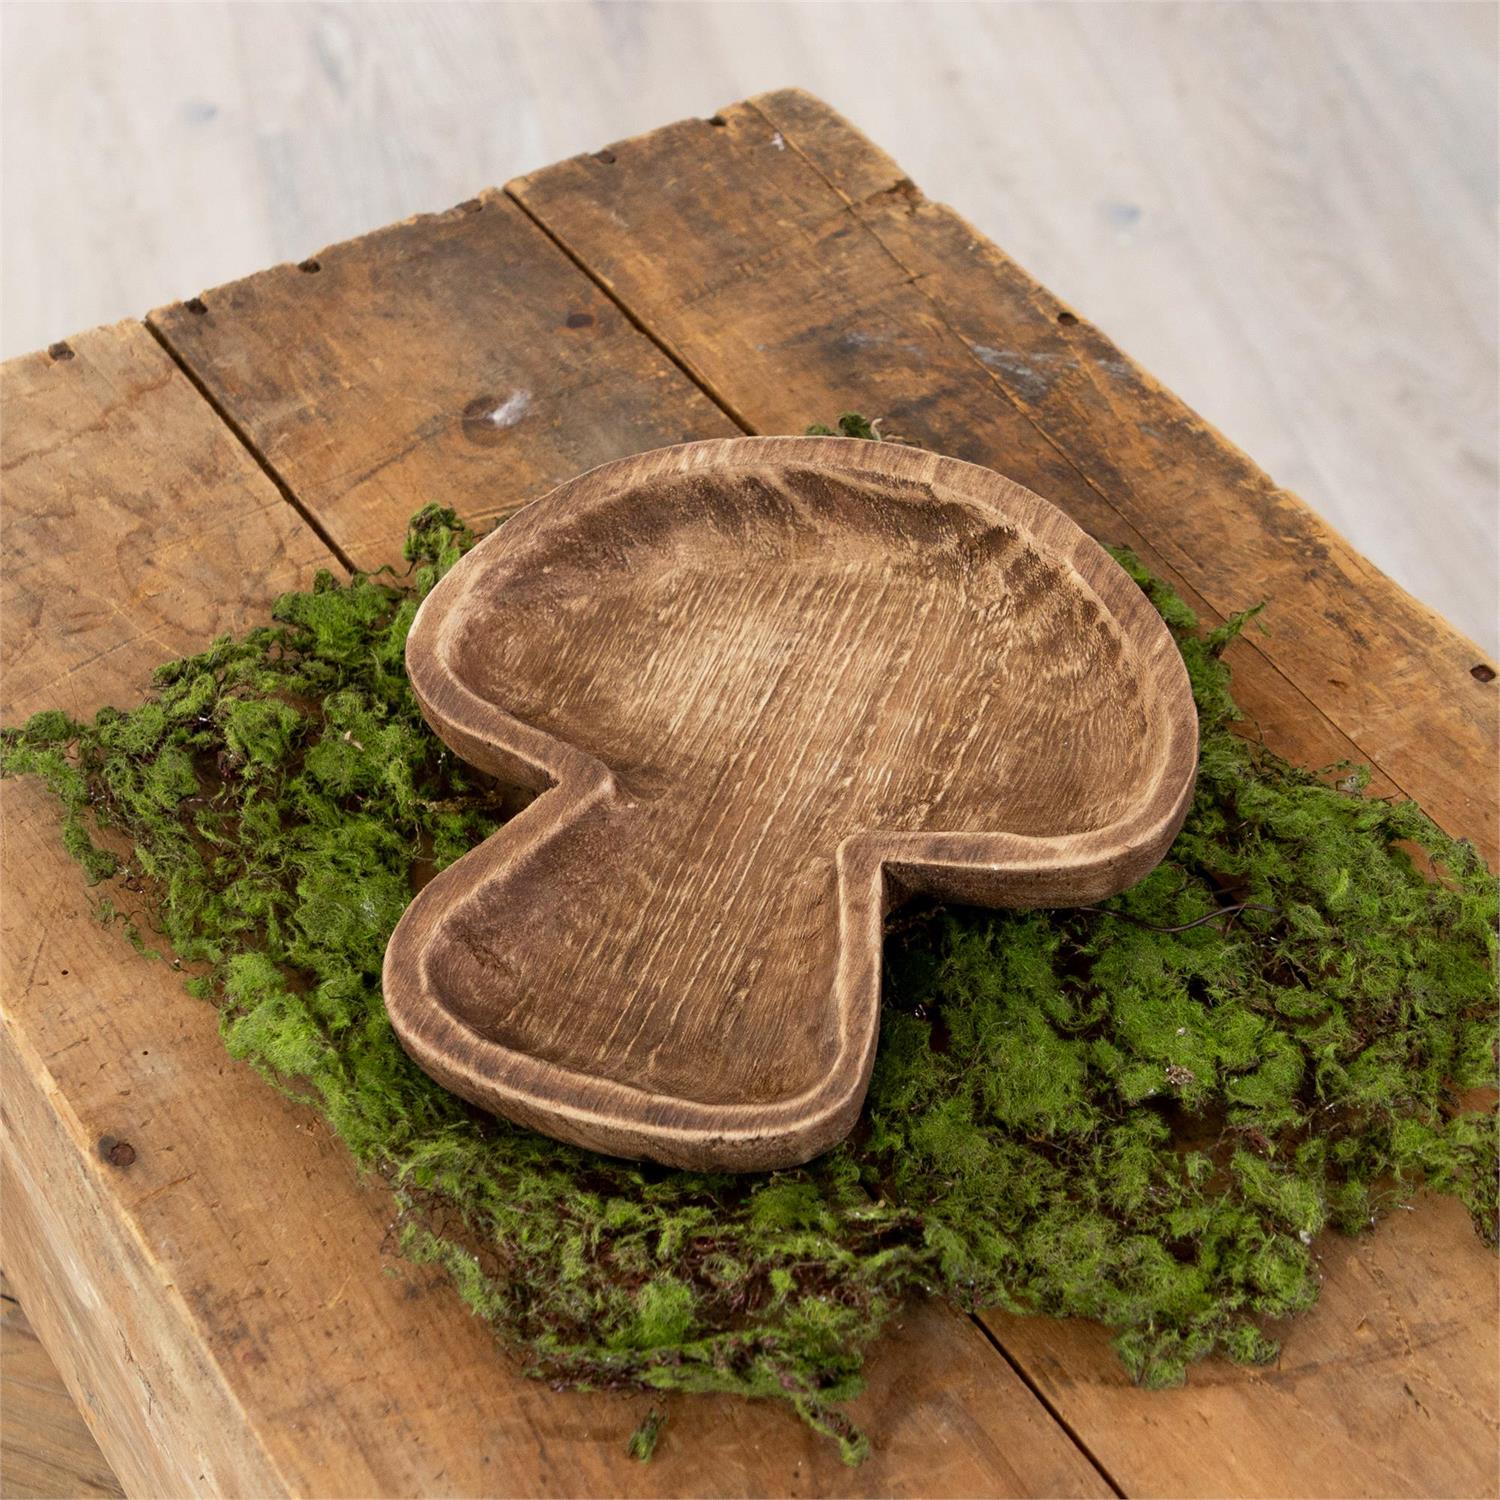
[383,437,1198,1170]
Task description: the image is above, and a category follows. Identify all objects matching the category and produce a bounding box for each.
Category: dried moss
[3,422,1495,1464]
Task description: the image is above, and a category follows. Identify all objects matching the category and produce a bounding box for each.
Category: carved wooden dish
[383,437,1198,1170]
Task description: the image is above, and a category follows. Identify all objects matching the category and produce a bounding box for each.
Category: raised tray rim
[382,436,1199,1168]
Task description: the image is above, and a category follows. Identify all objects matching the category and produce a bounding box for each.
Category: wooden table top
[2,90,1495,1499]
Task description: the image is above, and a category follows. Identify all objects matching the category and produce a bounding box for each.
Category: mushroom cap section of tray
[383,436,1199,1169]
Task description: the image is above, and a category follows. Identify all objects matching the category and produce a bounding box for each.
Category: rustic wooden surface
[388,436,1197,1169]
[2,91,1496,1498]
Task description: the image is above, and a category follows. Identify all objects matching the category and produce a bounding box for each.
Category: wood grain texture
[0,1277,123,1499]
[0,335,1110,1489]
[387,436,1197,1168]
[508,88,1499,868]
[147,190,737,572]
[0,321,332,1496]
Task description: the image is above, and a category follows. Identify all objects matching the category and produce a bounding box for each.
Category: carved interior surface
[426,462,1165,1108]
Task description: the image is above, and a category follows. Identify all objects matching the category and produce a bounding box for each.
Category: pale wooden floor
[3,1,1496,653]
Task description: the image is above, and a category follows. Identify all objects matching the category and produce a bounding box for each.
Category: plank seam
[968,1312,1128,1499]
[141,319,358,577]
[504,187,757,437]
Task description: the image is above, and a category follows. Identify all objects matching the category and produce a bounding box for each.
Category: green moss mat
[3,419,1495,1463]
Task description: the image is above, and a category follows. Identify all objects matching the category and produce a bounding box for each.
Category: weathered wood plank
[506,92,1500,1498]
[1,322,330,1496]
[147,191,739,573]
[0,1275,123,1499]
[2,979,288,1496]
[0,324,329,717]
[1,327,1110,1493]
[508,110,1399,813]
[508,92,1499,867]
